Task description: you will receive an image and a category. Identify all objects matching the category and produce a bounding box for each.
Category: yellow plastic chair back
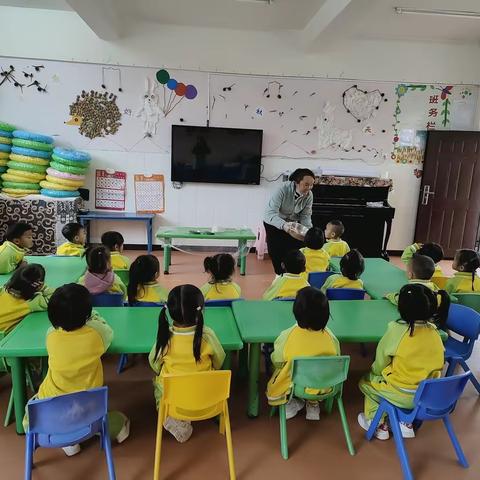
[432,276,450,289]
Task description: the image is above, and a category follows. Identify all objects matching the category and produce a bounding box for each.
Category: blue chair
[308,271,334,289]
[326,288,366,300]
[25,387,116,480]
[366,373,471,480]
[444,304,480,393]
[273,297,296,301]
[205,298,244,307]
[91,292,125,307]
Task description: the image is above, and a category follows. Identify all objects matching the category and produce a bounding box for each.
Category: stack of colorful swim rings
[0,122,16,190]
[1,130,54,197]
[40,147,90,198]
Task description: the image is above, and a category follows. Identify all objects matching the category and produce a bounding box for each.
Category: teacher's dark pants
[263,222,304,275]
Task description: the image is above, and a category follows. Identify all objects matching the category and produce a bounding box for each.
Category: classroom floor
[0,253,478,480]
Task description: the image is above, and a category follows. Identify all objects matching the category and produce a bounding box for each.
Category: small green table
[330,257,408,300]
[0,256,86,288]
[156,227,256,275]
[232,299,400,417]
[0,306,242,434]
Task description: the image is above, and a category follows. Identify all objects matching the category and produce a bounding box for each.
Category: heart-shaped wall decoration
[342,85,387,122]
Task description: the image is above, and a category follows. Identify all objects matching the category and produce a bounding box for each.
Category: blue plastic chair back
[205,298,244,307]
[308,271,334,289]
[445,304,480,360]
[326,288,366,300]
[91,292,124,307]
[129,301,164,307]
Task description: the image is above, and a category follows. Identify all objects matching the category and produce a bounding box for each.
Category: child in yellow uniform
[263,250,310,300]
[321,249,364,293]
[56,223,86,256]
[300,227,330,279]
[323,220,350,257]
[0,264,53,333]
[33,284,129,455]
[78,246,127,298]
[267,286,340,420]
[401,242,444,277]
[385,254,438,306]
[127,254,168,305]
[358,284,448,440]
[200,253,241,300]
[101,231,130,270]
[149,284,225,442]
[445,249,480,294]
[0,222,33,274]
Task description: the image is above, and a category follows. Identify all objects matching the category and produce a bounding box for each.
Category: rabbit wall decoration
[136,77,161,136]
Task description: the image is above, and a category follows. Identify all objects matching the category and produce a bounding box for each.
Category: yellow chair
[153,371,236,480]
[432,276,450,289]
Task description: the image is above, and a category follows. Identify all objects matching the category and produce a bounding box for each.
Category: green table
[0,306,242,434]
[0,256,85,288]
[156,227,256,275]
[330,257,408,300]
[232,299,400,417]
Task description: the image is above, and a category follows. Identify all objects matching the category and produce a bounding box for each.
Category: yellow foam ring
[0,152,9,159]
[2,188,40,195]
[0,137,12,145]
[4,169,45,182]
[1,174,40,185]
[0,159,8,166]
[45,175,84,188]
[9,153,50,166]
[39,180,78,191]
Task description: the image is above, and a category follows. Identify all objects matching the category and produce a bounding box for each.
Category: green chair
[115,269,129,287]
[453,293,480,313]
[273,355,355,459]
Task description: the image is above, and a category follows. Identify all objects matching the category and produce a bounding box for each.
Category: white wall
[1,6,479,249]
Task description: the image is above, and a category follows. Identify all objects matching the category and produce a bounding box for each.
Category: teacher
[263,168,315,275]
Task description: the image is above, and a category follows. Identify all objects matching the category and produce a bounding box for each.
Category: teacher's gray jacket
[264,181,313,230]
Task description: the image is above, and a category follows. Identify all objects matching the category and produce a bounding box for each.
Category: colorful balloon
[167,79,178,90]
[185,85,198,100]
[156,69,170,85]
[175,83,187,96]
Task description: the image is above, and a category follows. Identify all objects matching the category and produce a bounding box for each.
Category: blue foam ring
[53,147,91,163]
[41,188,80,198]
[0,130,13,138]
[12,130,54,144]
[11,146,51,159]
[0,144,11,153]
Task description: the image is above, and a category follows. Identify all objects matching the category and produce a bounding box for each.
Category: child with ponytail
[127,255,168,305]
[446,249,480,294]
[200,253,241,300]
[149,284,225,442]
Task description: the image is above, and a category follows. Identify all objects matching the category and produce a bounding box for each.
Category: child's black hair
[397,283,450,334]
[288,168,315,183]
[455,249,480,291]
[62,222,84,243]
[417,242,444,264]
[304,227,325,250]
[85,245,111,274]
[327,220,345,238]
[48,283,92,332]
[101,231,124,251]
[203,253,235,283]
[293,286,330,331]
[5,264,45,301]
[5,222,33,242]
[128,254,160,304]
[154,284,205,362]
[340,249,364,280]
[282,249,306,275]
[410,253,435,280]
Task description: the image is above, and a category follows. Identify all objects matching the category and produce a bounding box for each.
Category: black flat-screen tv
[171,125,263,185]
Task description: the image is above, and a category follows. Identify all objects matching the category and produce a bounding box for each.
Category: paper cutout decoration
[134,174,165,213]
[136,77,161,136]
[0,63,47,93]
[342,85,386,123]
[155,69,198,118]
[95,169,126,210]
[316,102,353,150]
[263,81,283,99]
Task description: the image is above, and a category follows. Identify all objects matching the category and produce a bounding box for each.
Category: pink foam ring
[175,83,187,97]
[167,79,178,90]
[185,85,198,100]
[47,167,85,182]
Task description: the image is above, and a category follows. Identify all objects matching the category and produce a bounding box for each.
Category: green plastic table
[329,257,408,300]
[156,227,256,275]
[0,306,242,434]
[232,299,400,417]
[0,256,86,288]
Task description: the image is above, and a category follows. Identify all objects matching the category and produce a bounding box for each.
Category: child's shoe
[305,401,320,421]
[357,413,389,440]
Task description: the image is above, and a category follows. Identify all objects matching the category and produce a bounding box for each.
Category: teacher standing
[263,168,315,275]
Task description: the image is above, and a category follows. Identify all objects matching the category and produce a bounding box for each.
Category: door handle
[422,185,435,205]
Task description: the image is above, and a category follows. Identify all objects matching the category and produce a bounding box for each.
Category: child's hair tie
[196,306,202,311]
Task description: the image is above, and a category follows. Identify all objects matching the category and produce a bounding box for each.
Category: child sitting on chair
[56,223,86,257]
[321,249,364,293]
[446,249,480,294]
[263,250,310,300]
[300,227,330,276]
[401,242,444,277]
[267,286,340,420]
[322,220,350,257]
[101,231,130,270]
[127,254,168,305]
[358,284,448,440]
[0,222,33,274]
[78,246,127,298]
[200,253,241,301]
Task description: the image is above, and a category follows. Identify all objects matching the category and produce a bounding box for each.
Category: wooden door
[415,130,480,258]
